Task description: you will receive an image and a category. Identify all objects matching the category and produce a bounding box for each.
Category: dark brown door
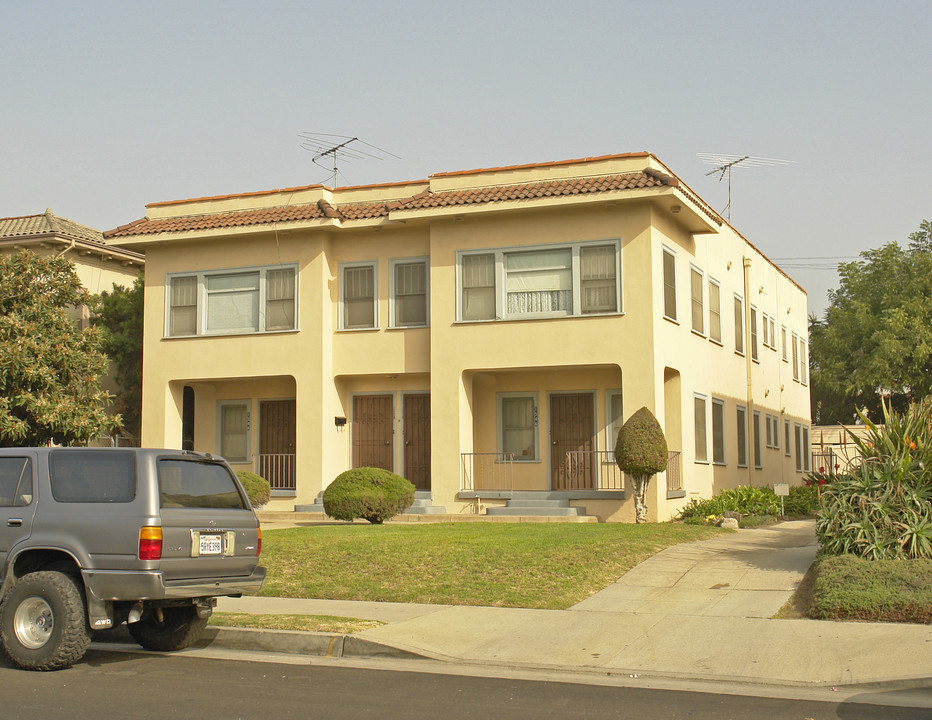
[352,394,394,471]
[259,399,296,491]
[550,393,595,490]
[403,394,431,490]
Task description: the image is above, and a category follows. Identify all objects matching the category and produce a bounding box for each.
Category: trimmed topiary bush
[323,467,416,524]
[615,407,668,523]
[236,471,271,509]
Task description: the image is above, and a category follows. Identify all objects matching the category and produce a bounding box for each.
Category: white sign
[774,483,790,497]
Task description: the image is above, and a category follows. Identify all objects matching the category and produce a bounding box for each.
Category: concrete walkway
[213,520,932,689]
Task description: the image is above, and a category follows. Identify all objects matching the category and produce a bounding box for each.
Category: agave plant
[818,399,932,560]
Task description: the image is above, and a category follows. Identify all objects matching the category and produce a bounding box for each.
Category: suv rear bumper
[83,566,266,602]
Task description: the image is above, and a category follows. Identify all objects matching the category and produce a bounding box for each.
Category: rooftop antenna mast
[697,153,794,222]
[299,133,400,186]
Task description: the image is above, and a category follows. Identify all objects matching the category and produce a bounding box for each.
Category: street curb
[93,625,430,661]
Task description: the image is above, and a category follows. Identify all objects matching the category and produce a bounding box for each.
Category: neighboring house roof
[0,209,106,244]
[0,209,144,266]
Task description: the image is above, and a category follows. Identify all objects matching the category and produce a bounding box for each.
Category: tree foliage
[614,406,668,523]
[91,275,143,438]
[810,220,932,425]
[0,250,116,446]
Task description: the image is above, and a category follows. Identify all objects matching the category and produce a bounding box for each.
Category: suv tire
[128,605,208,652]
[0,571,92,671]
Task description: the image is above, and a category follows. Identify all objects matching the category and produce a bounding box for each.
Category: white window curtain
[580,245,617,314]
[394,261,427,326]
[505,249,572,316]
[501,396,535,459]
[207,273,259,333]
[220,404,249,462]
[266,268,296,331]
[170,276,197,336]
[344,266,375,329]
[462,254,495,321]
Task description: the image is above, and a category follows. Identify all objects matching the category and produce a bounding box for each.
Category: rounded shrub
[323,467,416,524]
[236,471,271,509]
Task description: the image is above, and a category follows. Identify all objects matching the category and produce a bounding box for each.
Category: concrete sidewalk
[213,520,932,688]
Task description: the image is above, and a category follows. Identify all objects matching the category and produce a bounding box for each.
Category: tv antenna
[697,153,794,222]
[299,133,400,186]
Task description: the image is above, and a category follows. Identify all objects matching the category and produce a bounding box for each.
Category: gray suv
[0,448,265,670]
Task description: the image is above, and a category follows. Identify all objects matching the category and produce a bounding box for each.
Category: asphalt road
[2,648,929,720]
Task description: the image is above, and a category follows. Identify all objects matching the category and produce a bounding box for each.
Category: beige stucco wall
[126,155,810,520]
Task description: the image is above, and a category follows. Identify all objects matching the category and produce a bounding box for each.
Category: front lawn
[259,522,726,610]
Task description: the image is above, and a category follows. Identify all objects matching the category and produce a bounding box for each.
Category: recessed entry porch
[171,375,297,494]
[456,366,682,519]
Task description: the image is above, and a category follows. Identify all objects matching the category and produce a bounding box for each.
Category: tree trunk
[632,474,652,523]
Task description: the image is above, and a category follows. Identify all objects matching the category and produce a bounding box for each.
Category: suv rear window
[158,459,249,509]
[49,450,136,503]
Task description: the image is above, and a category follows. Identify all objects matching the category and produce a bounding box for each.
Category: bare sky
[3,0,929,316]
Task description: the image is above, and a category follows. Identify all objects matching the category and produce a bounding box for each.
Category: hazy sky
[3,0,929,316]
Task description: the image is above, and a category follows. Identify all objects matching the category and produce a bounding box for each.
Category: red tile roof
[105,168,680,239]
[389,170,675,212]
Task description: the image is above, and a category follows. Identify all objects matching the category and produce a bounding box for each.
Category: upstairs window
[708,279,722,343]
[799,338,808,385]
[792,332,800,381]
[458,241,621,322]
[690,267,704,334]
[750,306,759,362]
[505,248,572,316]
[461,253,495,321]
[580,245,618,314]
[662,248,677,321]
[734,295,745,355]
[167,265,297,337]
[342,263,376,330]
[391,259,429,327]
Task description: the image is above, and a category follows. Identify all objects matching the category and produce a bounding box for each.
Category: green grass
[209,612,383,634]
[259,523,727,610]
[811,555,932,623]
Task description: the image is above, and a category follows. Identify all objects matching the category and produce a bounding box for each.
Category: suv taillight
[139,526,163,560]
[256,528,262,557]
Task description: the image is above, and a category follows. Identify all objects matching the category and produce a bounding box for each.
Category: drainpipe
[56,239,76,258]
[743,257,753,487]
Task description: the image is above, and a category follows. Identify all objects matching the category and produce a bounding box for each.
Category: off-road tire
[0,571,91,671]
[127,605,208,652]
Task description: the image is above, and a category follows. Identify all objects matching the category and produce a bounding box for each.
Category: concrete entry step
[486,496,586,517]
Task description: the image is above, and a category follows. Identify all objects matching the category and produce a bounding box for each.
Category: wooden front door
[259,399,296,491]
[352,394,394,471]
[550,393,595,490]
[403,394,430,490]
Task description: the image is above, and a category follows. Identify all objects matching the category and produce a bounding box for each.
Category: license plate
[199,533,222,555]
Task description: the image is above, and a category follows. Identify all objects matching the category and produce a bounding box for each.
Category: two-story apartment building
[105,152,811,521]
